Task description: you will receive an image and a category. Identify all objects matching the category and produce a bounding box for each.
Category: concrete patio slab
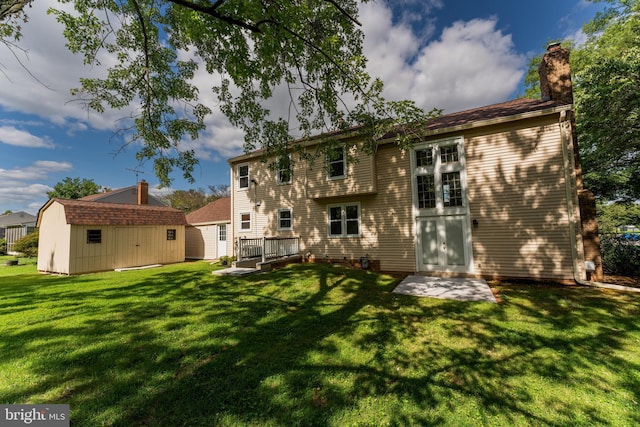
[393,276,497,303]
[212,267,258,276]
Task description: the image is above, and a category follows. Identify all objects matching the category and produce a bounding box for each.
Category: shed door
[115,227,157,268]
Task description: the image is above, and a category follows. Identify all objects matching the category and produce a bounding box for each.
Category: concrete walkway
[212,267,258,276]
[393,276,497,303]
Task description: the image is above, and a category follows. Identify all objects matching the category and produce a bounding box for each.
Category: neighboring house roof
[186,197,231,225]
[0,211,37,227]
[38,199,187,226]
[80,185,166,206]
[228,98,570,163]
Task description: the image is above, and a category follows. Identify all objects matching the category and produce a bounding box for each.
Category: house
[80,180,166,206]
[228,44,603,283]
[37,182,186,274]
[0,211,37,254]
[185,197,231,260]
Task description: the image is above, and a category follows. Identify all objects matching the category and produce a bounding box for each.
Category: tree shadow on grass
[1,263,639,426]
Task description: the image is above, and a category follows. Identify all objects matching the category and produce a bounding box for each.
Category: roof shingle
[52,199,187,226]
[186,197,231,225]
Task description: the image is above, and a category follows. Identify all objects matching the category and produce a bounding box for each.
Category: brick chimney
[137,180,149,205]
[539,42,573,104]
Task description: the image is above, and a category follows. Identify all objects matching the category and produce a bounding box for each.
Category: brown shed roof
[186,197,231,225]
[49,198,187,226]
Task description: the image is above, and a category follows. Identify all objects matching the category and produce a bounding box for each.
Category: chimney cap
[547,42,562,51]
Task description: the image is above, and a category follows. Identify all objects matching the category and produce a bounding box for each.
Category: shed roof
[39,199,186,226]
[186,197,231,225]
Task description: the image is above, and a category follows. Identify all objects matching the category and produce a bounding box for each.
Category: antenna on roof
[126,168,145,183]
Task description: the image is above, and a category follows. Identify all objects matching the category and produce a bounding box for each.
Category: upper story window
[440,145,459,163]
[277,155,292,185]
[416,148,434,167]
[238,163,249,190]
[278,208,293,230]
[166,229,176,240]
[326,146,346,179]
[328,203,360,237]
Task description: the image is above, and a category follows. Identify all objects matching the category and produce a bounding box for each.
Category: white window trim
[411,137,468,217]
[239,212,252,232]
[277,208,293,231]
[237,163,250,191]
[326,146,347,180]
[327,202,361,238]
[277,155,293,185]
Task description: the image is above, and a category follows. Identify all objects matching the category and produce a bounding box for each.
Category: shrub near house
[12,231,38,258]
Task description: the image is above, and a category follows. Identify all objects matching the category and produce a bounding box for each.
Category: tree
[47,177,101,199]
[207,184,230,200]
[524,0,640,199]
[2,0,434,187]
[164,188,208,213]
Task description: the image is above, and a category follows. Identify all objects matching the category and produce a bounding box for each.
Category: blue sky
[0,0,604,214]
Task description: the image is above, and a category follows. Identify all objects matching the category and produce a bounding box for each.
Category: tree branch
[166,0,263,33]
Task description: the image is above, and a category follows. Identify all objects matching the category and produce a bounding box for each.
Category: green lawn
[0,260,639,426]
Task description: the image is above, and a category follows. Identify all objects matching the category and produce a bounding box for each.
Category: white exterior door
[217,224,227,258]
[412,138,474,273]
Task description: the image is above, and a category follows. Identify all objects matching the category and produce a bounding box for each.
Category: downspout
[559,110,587,283]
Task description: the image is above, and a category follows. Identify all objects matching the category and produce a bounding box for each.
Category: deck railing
[237,236,300,263]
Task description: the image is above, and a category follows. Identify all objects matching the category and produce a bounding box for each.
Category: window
[278,208,293,230]
[219,224,227,241]
[440,145,459,163]
[416,148,434,167]
[328,203,360,237]
[238,163,249,190]
[413,139,466,211]
[442,172,463,207]
[240,212,251,231]
[417,175,436,209]
[277,155,292,184]
[326,146,346,179]
[167,229,176,240]
[87,229,101,244]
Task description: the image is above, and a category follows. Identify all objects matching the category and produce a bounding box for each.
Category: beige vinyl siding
[464,116,575,280]
[185,225,217,259]
[37,201,72,274]
[305,146,377,199]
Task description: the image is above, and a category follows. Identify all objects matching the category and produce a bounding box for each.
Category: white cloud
[361,5,526,113]
[0,0,134,132]
[0,126,54,148]
[0,160,72,181]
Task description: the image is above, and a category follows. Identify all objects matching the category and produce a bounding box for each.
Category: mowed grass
[0,260,639,426]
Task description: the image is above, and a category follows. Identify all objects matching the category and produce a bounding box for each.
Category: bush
[600,235,640,276]
[12,231,39,258]
[0,238,6,255]
[219,255,235,267]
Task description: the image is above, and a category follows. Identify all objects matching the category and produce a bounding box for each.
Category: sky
[0,0,605,214]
